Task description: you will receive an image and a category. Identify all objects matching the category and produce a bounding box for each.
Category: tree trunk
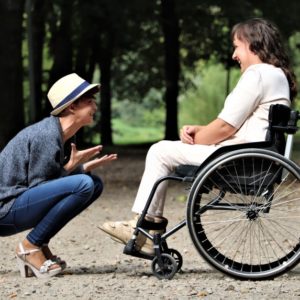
[0,0,25,149]
[26,0,48,122]
[47,0,73,116]
[161,0,180,140]
[98,38,113,146]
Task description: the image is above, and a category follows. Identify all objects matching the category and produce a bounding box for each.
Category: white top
[218,63,290,146]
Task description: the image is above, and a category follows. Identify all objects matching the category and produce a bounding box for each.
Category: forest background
[1,0,300,149]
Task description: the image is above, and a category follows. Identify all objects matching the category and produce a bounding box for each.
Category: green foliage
[179,59,240,127]
[17,0,300,147]
[113,119,164,145]
[112,87,165,144]
[289,32,300,110]
[112,59,243,144]
[113,88,165,126]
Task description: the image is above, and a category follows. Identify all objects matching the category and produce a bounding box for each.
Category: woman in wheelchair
[100,18,297,259]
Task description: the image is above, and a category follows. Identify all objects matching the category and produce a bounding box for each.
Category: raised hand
[83,153,118,172]
[64,143,103,172]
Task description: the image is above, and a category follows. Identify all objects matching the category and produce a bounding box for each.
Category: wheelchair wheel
[151,253,177,280]
[187,148,300,280]
[167,248,183,271]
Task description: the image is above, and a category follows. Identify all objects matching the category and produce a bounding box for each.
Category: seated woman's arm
[180,118,237,145]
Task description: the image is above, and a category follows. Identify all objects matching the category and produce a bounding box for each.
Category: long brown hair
[232,18,297,100]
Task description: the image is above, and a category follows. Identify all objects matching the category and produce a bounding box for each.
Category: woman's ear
[67,102,77,114]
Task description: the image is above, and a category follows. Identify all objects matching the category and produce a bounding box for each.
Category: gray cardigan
[0,116,82,218]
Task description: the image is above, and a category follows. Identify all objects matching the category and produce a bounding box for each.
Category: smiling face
[71,96,98,126]
[232,35,262,73]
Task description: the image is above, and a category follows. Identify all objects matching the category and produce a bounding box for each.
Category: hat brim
[50,83,100,116]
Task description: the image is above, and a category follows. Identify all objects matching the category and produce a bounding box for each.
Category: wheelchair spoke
[263,177,299,207]
[261,214,299,246]
[256,219,289,262]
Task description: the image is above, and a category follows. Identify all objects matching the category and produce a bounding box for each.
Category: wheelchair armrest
[173,142,274,182]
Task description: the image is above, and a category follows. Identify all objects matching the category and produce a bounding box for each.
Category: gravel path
[0,147,299,299]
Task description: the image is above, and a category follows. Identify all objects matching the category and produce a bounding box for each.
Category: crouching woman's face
[72,95,98,126]
[60,93,98,126]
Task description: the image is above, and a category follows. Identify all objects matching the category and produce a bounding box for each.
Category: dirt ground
[0,146,299,300]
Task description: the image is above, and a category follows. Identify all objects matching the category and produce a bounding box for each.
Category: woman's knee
[74,174,95,198]
[90,174,103,199]
[147,140,174,161]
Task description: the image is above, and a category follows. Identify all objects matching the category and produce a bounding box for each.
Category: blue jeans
[0,174,103,246]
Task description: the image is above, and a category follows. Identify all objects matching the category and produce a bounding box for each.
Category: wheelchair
[123,104,300,280]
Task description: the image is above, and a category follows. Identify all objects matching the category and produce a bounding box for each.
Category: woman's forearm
[194,118,237,145]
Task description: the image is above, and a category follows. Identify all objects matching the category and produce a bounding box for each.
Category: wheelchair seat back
[175,104,300,195]
[203,104,299,195]
[265,104,299,155]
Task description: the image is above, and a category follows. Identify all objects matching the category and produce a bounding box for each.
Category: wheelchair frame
[123,104,300,280]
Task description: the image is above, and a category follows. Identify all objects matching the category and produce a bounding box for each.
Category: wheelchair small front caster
[167,248,183,272]
[151,253,177,280]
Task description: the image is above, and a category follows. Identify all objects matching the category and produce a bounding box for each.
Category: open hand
[83,153,118,172]
[64,143,103,172]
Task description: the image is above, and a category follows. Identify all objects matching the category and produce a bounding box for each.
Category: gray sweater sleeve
[0,116,74,203]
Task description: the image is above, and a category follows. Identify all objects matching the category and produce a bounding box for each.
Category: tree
[0,0,25,149]
[26,0,49,122]
[2,0,300,149]
[73,0,160,145]
[250,0,300,37]
[161,0,180,140]
[47,0,74,108]
[96,0,161,145]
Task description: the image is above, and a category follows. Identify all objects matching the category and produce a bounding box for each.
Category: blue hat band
[53,81,90,110]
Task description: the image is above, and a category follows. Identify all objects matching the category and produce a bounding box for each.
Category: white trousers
[131,140,221,216]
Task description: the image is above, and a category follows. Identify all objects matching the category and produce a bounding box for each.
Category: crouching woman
[0,73,117,278]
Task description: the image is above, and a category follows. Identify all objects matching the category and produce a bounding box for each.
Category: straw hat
[48,73,100,116]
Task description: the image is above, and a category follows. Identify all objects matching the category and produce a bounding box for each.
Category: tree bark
[161,0,180,140]
[0,0,25,149]
[27,0,48,122]
[47,0,73,116]
[98,43,113,146]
